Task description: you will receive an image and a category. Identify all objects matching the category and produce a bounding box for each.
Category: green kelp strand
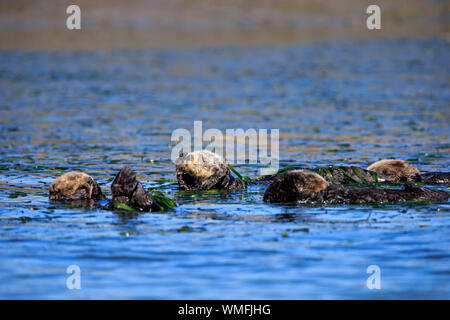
[110,200,136,212]
[337,167,359,183]
[351,166,367,184]
[150,192,177,211]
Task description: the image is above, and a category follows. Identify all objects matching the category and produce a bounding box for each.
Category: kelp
[149,192,177,211]
[228,165,250,183]
[326,167,336,184]
[336,167,359,184]
[9,191,27,198]
[110,192,177,212]
[110,200,136,212]
[351,166,368,184]
[207,164,445,190]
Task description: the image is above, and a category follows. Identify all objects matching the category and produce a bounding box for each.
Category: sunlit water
[0,38,449,299]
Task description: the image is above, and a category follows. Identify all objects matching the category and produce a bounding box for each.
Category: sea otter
[263,170,449,204]
[253,166,383,185]
[49,167,161,211]
[367,159,450,184]
[176,150,246,190]
[254,160,449,185]
[174,151,449,190]
[49,172,105,202]
[111,166,156,211]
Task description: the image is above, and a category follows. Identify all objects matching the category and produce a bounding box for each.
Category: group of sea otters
[49,150,449,211]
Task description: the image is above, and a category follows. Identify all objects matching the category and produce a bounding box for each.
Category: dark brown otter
[310,166,381,185]
[111,166,155,211]
[263,170,449,204]
[49,172,105,202]
[251,166,382,185]
[254,161,449,186]
[417,172,450,184]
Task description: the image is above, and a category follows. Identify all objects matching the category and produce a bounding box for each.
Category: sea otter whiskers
[49,171,105,202]
[263,170,449,204]
[176,150,246,190]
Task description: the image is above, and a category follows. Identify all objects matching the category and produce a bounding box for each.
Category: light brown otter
[367,159,450,184]
[263,170,449,204]
[367,159,420,182]
[49,172,105,202]
[176,150,245,190]
[49,167,166,211]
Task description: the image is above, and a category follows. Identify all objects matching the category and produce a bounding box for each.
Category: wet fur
[49,172,104,202]
[111,166,155,211]
[263,170,327,203]
[317,166,382,184]
[253,166,383,186]
[418,172,450,184]
[367,159,420,182]
[263,170,448,204]
[176,150,245,190]
[255,162,448,186]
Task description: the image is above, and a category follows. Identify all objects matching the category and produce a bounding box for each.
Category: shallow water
[0,38,449,299]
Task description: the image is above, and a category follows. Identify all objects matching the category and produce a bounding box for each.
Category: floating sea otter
[175,150,448,204]
[175,150,449,187]
[254,166,381,185]
[49,172,105,203]
[49,167,165,211]
[257,160,449,185]
[176,150,245,190]
[49,151,448,208]
[111,166,156,211]
[367,159,450,184]
[263,170,449,204]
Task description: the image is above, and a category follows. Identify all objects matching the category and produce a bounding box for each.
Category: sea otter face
[263,170,328,203]
[176,150,230,190]
[367,159,420,182]
[49,172,104,202]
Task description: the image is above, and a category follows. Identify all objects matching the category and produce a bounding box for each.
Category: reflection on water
[0,38,449,299]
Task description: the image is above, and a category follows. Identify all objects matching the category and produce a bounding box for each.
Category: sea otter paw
[111,166,154,211]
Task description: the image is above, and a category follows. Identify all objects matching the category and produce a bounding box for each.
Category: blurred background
[0,0,449,49]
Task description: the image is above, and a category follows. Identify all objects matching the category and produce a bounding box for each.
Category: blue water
[0,38,449,299]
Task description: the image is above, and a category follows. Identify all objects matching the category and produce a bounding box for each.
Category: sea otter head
[263,170,328,203]
[367,159,420,182]
[176,150,232,190]
[49,172,104,202]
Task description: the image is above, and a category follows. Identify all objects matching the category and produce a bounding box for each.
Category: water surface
[0,38,449,299]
